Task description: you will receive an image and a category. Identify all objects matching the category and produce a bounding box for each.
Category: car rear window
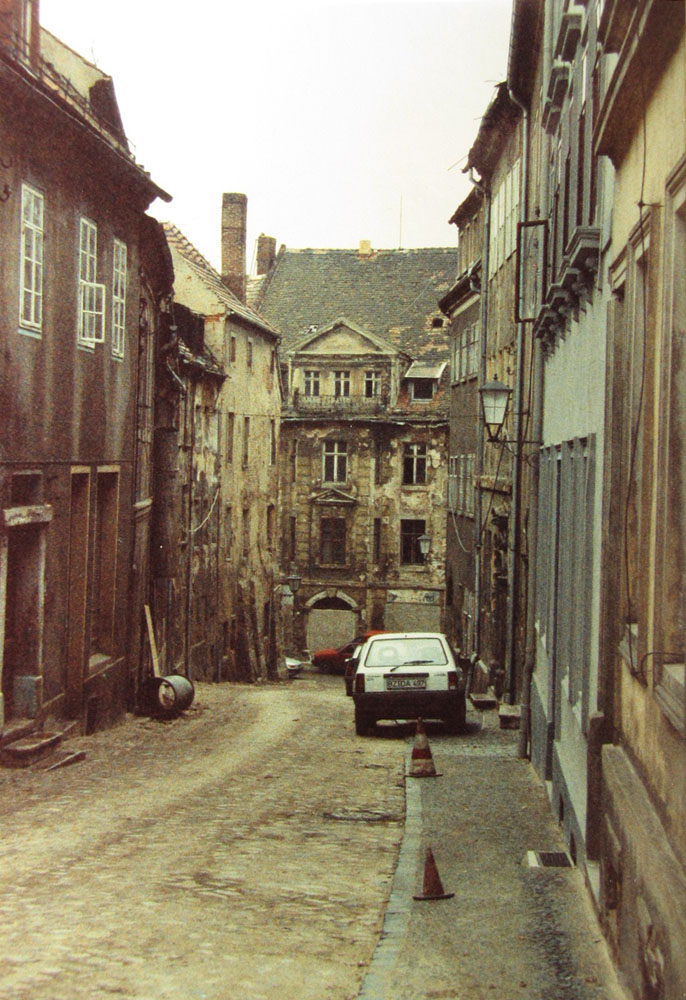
[364,638,448,668]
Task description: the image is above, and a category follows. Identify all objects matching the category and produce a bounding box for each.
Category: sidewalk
[358,709,629,1000]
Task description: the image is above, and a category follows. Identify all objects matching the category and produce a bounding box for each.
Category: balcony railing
[291,391,389,415]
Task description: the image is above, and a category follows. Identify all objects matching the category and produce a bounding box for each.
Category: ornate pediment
[311,488,358,506]
[290,317,402,359]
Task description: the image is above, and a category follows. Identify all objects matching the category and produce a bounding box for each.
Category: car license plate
[386,676,426,690]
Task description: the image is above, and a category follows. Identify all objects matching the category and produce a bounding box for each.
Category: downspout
[467,167,490,666]
[185,378,197,681]
[504,86,529,705]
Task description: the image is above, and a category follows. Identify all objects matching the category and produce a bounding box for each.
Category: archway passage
[306,596,357,654]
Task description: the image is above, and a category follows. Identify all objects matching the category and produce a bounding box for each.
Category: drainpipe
[467,167,490,667]
[185,379,197,681]
[504,86,529,705]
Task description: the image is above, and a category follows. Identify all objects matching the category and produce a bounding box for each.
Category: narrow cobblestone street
[0,673,629,1000]
[0,675,406,1000]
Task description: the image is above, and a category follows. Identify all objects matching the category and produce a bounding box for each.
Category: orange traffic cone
[407,718,442,777]
[413,847,454,901]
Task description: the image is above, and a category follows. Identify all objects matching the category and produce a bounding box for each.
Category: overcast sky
[40,0,512,272]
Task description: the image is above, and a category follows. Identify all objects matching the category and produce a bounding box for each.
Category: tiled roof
[163,223,280,340]
[254,246,457,362]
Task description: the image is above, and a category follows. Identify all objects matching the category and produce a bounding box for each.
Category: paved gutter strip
[357,744,420,1000]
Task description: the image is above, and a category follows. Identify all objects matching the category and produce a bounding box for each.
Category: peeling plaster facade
[163,223,282,682]
[280,320,448,654]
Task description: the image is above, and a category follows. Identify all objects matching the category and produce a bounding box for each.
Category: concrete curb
[357,744,421,999]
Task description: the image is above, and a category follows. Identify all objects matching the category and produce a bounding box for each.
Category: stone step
[469,689,498,711]
[0,731,63,768]
[499,703,521,730]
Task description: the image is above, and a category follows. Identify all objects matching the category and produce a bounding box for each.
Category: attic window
[431,317,444,328]
[411,379,434,400]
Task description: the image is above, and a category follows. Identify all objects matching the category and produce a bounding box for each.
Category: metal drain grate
[524,850,574,868]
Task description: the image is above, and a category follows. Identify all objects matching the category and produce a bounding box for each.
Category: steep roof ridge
[163,222,280,340]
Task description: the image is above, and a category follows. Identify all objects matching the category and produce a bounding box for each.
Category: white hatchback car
[350,632,466,736]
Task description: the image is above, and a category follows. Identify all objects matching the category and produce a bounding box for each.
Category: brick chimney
[221,192,247,302]
[256,234,277,276]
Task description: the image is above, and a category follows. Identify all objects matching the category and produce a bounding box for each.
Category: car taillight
[448,671,459,689]
[355,673,365,694]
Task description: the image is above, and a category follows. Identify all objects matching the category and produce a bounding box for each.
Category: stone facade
[163,211,282,682]
[255,246,456,656]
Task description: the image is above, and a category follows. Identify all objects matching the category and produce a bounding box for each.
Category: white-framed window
[323,440,347,483]
[448,455,458,510]
[19,183,44,335]
[334,370,350,397]
[403,443,427,485]
[303,370,320,396]
[111,239,127,358]
[489,159,521,276]
[365,370,380,397]
[452,322,480,382]
[78,217,105,346]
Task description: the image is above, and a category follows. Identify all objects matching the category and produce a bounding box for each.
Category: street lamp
[418,533,431,562]
[285,571,302,595]
[478,378,513,442]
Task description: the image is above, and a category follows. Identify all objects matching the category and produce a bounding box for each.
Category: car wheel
[355,706,374,736]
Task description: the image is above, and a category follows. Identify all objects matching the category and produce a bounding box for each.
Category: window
[20,183,43,334]
[373,517,381,563]
[242,416,250,467]
[410,379,433,401]
[334,370,350,397]
[78,217,105,346]
[448,456,458,510]
[290,439,297,483]
[225,412,234,462]
[270,419,277,465]
[403,443,427,485]
[247,339,253,368]
[489,159,521,276]
[320,517,346,564]
[303,370,320,396]
[111,239,127,358]
[456,454,475,516]
[365,370,380,397]
[401,519,426,565]
[323,441,347,483]
[453,322,480,382]
[230,336,237,363]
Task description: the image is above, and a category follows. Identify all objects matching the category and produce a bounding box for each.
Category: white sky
[40,0,513,272]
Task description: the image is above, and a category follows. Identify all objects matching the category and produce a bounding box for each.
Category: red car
[311,631,387,677]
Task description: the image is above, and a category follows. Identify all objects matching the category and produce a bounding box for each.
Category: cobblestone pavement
[0,673,406,1000]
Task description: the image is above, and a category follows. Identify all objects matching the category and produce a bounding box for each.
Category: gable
[293,320,397,359]
[311,488,358,506]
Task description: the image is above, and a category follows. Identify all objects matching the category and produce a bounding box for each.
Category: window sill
[655,663,685,738]
[316,563,349,570]
[18,325,42,340]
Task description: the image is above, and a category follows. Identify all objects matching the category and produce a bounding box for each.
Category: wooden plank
[144,604,161,677]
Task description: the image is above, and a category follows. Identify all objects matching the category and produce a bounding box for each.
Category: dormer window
[404,361,446,403]
[411,379,434,401]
